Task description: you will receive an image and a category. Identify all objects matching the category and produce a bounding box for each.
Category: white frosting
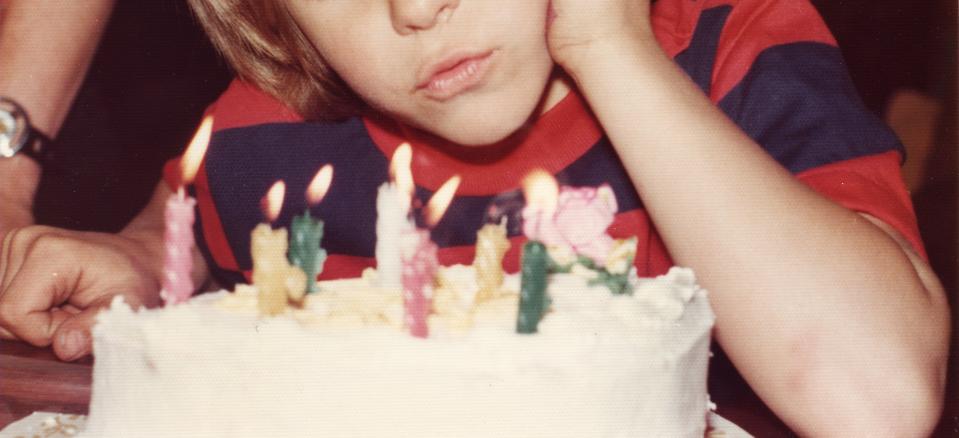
[80,267,714,438]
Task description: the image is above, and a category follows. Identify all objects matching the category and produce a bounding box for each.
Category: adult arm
[0,0,115,234]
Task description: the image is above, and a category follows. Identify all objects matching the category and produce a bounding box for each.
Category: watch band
[20,125,53,163]
[0,96,54,164]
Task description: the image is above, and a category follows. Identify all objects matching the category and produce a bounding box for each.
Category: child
[0,0,949,434]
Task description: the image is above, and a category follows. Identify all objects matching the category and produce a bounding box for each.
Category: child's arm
[549,1,948,436]
[0,182,209,361]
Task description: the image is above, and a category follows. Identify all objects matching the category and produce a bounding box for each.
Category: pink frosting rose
[522,185,618,265]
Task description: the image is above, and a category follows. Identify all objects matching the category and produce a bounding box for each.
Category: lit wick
[289,165,333,294]
[375,143,415,289]
[400,174,459,338]
[160,116,211,306]
[252,181,307,316]
[517,170,557,333]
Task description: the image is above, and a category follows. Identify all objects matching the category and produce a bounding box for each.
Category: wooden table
[0,341,91,428]
[0,339,796,436]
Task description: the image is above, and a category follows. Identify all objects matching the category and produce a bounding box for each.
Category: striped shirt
[165,0,924,288]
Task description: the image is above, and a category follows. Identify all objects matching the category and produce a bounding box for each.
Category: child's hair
[187,0,364,120]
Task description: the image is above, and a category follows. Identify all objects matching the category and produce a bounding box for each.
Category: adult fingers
[0,231,78,346]
[0,305,79,340]
[52,293,141,361]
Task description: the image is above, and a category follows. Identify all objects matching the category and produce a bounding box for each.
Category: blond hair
[187,0,364,120]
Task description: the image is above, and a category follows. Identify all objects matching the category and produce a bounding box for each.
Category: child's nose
[389,0,460,35]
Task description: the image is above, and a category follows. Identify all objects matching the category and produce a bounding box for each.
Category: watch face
[0,97,29,158]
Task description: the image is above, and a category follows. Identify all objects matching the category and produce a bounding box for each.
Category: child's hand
[0,226,163,361]
[546,0,654,71]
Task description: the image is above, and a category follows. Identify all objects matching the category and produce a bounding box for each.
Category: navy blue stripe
[204,118,387,271]
[717,42,903,174]
[189,184,246,289]
[558,136,644,213]
[420,189,500,247]
[201,120,650,271]
[674,5,733,95]
[425,137,645,247]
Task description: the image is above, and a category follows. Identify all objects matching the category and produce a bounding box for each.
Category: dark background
[31,1,957,435]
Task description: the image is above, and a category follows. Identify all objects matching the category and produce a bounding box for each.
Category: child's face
[285,0,564,146]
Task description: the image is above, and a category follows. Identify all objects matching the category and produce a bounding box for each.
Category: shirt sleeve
[162,156,182,192]
[161,79,301,194]
[708,0,926,257]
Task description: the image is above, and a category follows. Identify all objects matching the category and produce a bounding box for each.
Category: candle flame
[180,116,213,185]
[261,180,286,222]
[390,143,414,197]
[425,175,461,227]
[522,169,558,213]
[306,164,333,206]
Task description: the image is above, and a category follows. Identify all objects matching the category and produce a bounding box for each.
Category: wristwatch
[0,96,53,163]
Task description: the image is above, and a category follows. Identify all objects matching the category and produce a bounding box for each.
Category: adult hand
[545,0,654,71]
[0,225,163,361]
[0,156,40,240]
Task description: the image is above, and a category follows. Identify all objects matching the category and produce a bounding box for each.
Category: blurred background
[30,0,956,435]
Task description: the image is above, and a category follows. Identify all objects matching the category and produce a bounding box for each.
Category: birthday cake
[80,265,714,438]
[78,151,716,437]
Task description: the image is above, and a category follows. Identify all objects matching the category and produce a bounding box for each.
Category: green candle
[517,240,548,334]
[289,210,326,294]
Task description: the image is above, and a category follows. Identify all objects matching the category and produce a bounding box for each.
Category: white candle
[375,143,415,289]
[376,182,414,289]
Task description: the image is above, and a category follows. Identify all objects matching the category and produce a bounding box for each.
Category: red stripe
[228,211,673,283]
[165,154,244,274]
[161,113,242,273]
[193,160,242,272]
[798,150,927,259]
[431,209,666,277]
[363,91,602,196]
[162,158,182,192]
[650,0,706,57]
[646,229,675,277]
[210,81,302,132]
[162,83,302,277]
[240,254,375,283]
[431,235,592,277]
[610,209,676,277]
[711,0,837,102]
[319,254,376,280]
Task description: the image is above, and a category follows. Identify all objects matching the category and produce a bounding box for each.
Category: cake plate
[0,411,752,437]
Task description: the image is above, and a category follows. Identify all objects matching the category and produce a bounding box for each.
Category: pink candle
[397,174,459,338]
[160,116,212,306]
[160,189,197,305]
[400,228,438,338]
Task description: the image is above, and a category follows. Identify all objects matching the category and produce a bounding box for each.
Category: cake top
[97,266,713,355]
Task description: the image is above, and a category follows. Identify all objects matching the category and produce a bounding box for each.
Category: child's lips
[416,50,494,101]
